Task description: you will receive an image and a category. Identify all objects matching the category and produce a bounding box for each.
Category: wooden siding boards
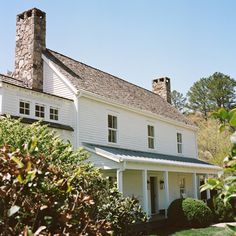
[1,83,75,131]
[43,61,75,100]
[79,97,197,157]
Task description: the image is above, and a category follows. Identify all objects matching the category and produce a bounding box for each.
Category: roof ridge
[47,48,168,101]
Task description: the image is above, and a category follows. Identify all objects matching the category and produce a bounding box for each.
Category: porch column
[164,171,169,218]
[192,172,198,199]
[205,174,211,199]
[117,169,123,193]
[142,169,149,214]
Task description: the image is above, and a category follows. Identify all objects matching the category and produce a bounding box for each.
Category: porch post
[164,171,169,218]
[116,169,123,193]
[205,174,211,199]
[142,169,149,214]
[192,172,198,199]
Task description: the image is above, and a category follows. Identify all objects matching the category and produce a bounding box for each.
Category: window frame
[107,114,118,144]
[35,103,45,118]
[49,107,59,121]
[147,124,155,149]
[177,132,183,154]
[19,100,30,116]
[179,176,186,198]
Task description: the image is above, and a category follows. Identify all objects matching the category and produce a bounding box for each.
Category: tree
[171,90,187,112]
[187,78,212,118]
[201,108,236,205]
[208,72,236,109]
[196,117,231,166]
[187,73,236,118]
[0,117,146,235]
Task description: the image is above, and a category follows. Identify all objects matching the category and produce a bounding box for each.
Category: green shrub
[207,197,234,222]
[0,117,146,235]
[168,198,213,228]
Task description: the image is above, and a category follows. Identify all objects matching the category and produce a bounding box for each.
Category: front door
[150,177,157,214]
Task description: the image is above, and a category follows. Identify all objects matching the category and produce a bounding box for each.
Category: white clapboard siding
[78,97,197,158]
[43,61,74,100]
[2,84,75,128]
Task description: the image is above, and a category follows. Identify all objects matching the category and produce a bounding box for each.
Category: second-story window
[108,114,117,143]
[19,100,30,115]
[177,132,183,154]
[50,107,59,121]
[148,125,155,149]
[35,104,45,118]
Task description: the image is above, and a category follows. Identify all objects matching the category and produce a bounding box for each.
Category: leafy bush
[207,197,234,222]
[168,198,213,228]
[0,117,146,235]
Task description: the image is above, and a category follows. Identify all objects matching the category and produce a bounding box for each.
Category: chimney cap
[17,8,45,21]
[153,77,170,84]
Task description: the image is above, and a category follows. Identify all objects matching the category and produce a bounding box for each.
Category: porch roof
[84,143,221,170]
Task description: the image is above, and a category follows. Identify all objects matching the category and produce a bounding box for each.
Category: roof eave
[78,89,198,131]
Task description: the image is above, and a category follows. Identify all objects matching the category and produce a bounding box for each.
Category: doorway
[150,176,158,214]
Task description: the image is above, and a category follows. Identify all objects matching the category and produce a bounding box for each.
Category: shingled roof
[0,74,25,87]
[44,49,194,127]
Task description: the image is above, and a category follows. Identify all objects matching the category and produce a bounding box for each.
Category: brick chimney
[152,77,171,103]
[13,8,46,91]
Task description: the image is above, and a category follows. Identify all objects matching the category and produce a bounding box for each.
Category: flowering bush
[0,117,146,235]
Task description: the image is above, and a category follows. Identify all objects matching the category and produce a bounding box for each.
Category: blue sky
[0,1,236,95]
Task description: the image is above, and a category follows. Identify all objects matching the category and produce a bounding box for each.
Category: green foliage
[187,78,212,118]
[187,72,236,118]
[0,117,146,235]
[207,197,234,223]
[168,198,213,228]
[201,107,236,205]
[171,90,187,113]
[196,118,231,166]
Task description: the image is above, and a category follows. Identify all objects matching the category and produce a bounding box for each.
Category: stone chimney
[13,8,46,91]
[152,77,171,103]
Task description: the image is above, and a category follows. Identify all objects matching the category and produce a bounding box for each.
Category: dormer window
[35,104,45,118]
[148,125,155,149]
[177,132,183,154]
[108,114,117,143]
[19,100,30,115]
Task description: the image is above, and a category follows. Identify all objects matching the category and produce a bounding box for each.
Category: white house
[0,8,221,216]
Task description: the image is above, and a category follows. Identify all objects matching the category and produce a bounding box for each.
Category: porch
[103,169,213,216]
[84,143,221,216]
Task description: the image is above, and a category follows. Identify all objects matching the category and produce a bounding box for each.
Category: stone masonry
[152,77,171,104]
[13,8,46,91]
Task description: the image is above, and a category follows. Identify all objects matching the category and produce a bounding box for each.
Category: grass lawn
[149,226,234,236]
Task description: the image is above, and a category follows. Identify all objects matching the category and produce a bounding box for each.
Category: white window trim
[179,175,186,198]
[18,98,61,123]
[176,131,183,155]
[35,103,46,118]
[19,99,31,117]
[107,111,119,145]
[49,106,60,121]
[147,124,155,150]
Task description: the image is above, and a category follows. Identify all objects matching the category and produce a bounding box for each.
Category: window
[19,101,30,115]
[35,104,45,118]
[148,125,155,149]
[108,114,117,143]
[50,107,59,120]
[179,177,186,197]
[177,132,182,153]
